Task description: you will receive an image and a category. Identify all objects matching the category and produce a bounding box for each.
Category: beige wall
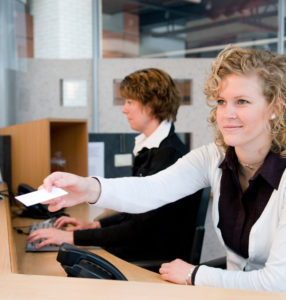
[13,58,214,148]
[12,59,93,124]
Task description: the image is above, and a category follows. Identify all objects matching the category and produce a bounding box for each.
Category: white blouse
[95,143,286,291]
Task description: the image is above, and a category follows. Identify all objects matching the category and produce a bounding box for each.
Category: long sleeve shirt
[94,143,286,292]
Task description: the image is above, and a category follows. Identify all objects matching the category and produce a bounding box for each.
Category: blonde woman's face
[216,73,273,152]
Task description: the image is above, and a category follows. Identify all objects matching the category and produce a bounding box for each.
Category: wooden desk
[1,184,286,299]
[11,201,164,283]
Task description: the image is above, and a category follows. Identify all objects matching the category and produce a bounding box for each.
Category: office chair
[133,187,211,272]
[188,186,211,265]
[190,186,227,269]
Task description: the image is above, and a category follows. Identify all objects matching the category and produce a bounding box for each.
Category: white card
[15,187,68,207]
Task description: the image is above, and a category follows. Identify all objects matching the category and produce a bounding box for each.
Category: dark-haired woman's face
[122,99,154,135]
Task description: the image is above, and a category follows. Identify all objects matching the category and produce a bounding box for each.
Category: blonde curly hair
[204,45,286,155]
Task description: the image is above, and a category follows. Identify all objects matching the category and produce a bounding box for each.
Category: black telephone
[57,243,127,281]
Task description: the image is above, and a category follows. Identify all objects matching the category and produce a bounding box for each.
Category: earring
[271,113,276,120]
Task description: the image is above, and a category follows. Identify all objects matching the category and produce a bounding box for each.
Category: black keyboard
[26,218,60,252]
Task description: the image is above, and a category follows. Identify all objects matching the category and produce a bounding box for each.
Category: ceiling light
[184,0,202,3]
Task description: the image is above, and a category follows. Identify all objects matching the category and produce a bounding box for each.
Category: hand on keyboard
[54,216,99,231]
[26,218,73,252]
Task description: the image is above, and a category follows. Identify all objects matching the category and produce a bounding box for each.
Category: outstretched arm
[42,144,214,214]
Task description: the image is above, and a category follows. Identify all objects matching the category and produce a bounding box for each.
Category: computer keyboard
[25,218,60,252]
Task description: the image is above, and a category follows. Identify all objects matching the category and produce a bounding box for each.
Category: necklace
[238,159,264,170]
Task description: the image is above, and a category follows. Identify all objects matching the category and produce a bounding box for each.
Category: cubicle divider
[88,132,191,178]
[88,133,136,178]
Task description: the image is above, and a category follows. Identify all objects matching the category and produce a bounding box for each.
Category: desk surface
[1,184,286,299]
[11,201,165,283]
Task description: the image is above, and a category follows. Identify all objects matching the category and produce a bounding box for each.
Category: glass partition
[1,0,284,129]
[102,0,280,58]
[5,0,284,60]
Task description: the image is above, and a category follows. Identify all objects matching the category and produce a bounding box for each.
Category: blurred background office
[0,0,285,262]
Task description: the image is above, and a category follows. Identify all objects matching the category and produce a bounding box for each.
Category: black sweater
[74,125,201,262]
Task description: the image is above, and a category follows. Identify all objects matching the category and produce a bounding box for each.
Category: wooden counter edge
[1,273,286,300]
[0,189,17,274]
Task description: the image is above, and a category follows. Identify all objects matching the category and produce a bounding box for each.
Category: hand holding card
[15,187,68,207]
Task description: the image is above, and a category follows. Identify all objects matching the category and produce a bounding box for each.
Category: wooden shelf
[0,118,88,194]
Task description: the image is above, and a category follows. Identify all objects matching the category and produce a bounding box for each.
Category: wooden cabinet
[0,118,88,194]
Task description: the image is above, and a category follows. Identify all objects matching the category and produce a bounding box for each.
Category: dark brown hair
[120,68,180,122]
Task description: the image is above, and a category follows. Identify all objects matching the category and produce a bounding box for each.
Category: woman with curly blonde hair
[38,46,286,291]
[205,46,286,155]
